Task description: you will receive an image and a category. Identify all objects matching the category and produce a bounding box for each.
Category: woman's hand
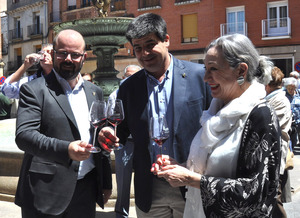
[158,165,197,187]
[151,155,202,188]
[151,155,179,174]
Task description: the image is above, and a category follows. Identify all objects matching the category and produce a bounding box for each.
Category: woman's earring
[237,76,245,85]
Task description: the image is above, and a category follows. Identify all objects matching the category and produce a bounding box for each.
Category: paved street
[283,145,300,218]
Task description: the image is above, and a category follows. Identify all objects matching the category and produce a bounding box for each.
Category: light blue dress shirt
[53,70,95,179]
[1,73,39,99]
[147,55,174,162]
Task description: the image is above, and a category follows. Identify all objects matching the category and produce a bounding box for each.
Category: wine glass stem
[93,126,98,147]
[160,146,162,156]
[114,125,117,137]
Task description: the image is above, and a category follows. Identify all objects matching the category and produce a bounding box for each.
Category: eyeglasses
[54,50,84,60]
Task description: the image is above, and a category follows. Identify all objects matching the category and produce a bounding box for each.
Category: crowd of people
[0,12,298,218]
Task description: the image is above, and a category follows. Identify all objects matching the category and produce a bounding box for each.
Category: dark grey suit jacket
[117,57,212,212]
[14,71,112,215]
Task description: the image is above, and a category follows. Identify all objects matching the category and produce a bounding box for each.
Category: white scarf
[184,81,266,218]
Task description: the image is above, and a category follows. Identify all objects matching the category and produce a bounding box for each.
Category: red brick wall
[125,0,300,51]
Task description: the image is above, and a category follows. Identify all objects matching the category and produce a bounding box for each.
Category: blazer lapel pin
[92,92,96,96]
[182,73,186,78]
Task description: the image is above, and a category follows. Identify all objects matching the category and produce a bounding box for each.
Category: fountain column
[91,45,119,96]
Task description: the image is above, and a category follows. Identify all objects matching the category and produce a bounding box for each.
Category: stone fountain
[53,2,132,98]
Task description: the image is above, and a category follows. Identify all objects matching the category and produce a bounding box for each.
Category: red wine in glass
[152,137,168,147]
[107,99,125,150]
[92,118,107,128]
[107,115,122,126]
[149,116,170,156]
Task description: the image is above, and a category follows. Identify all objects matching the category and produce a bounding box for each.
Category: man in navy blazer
[99,13,211,217]
[15,29,112,217]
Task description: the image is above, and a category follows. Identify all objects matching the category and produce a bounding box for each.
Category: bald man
[15,29,112,217]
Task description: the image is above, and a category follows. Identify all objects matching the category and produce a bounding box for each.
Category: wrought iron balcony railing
[262,17,291,38]
[220,22,247,36]
[175,0,200,4]
[27,24,43,37]
[9,28,23,41]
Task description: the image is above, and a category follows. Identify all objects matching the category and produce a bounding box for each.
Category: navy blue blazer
[117,57,212,212]
[15,71,112,215]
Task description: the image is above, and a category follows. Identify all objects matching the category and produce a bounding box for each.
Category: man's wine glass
[149,116,170,156]
[107,99,125,150]
[88,100,107,153]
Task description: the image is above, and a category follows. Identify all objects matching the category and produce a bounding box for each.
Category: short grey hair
[206,34,273,85]
[124,65,141,74]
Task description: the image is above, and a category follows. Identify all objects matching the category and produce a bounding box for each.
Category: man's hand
[103,189,112,204]
[68,140,92,161]
[98,127,120,152]
[24,53,40,69]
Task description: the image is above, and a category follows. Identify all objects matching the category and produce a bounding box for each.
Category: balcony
[175,0,200,5]
[262,17,291,39]
[27,24,43,38]
[220,22,247,36]
[9,28,23,42]
[138,0,161,10]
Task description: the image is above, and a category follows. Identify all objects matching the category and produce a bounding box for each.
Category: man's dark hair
[125,13,167,44]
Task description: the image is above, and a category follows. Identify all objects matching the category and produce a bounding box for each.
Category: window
[138,0,160,9]
[111,0,125,12]
[16,47,22,69]
[182,14,198,43]
[52,0,61,22]
[34,13,41,34]
[68,0,77,10]
[15,18,21,38]
[267,1,288,36]
[226,6,245,35]
[82,0,91,7]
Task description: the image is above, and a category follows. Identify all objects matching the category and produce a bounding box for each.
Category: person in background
[99,13,211,217]
[152,33,280,217]
[111,64,141,218]
[82,72,93,83]
[265,67,292,218]
[15,29,112,218]
[284,77,300,150]
[289,71,300,89]
[121,65,141,79]
[0,91,12,120]
[1,43,53,99]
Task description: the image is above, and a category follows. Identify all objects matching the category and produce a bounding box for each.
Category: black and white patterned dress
[200,102,281,217]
